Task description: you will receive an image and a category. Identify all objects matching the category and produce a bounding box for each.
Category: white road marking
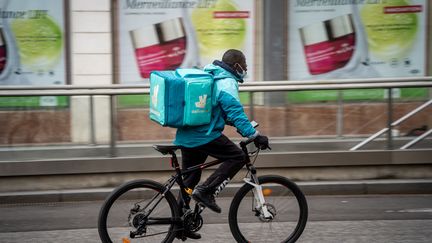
[386,208,432,213]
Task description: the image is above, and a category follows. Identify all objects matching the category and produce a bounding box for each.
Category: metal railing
[350,99,432,150]
[1,76,432,94]
[1,77,431,156]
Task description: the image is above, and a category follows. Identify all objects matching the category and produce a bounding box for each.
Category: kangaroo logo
[195,94,207,109]
[152,84,159,107]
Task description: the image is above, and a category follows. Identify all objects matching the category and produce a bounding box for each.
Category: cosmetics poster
[288,0,428,102]
[117,0,255,84]
[0,0,67,107]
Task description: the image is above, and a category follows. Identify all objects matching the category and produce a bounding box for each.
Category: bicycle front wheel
[98,179,180,243]
[229,175,308,243]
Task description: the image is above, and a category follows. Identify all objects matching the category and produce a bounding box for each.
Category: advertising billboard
[288,0,428,102]
[0,0,67,107]
[117,0,256,83]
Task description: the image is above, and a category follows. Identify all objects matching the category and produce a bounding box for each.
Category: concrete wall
[70,0,112,144]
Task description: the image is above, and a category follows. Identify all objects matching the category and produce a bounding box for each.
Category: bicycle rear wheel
[98,179,180,243]
[229,175,308,243]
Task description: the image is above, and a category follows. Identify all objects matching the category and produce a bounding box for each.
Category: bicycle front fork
[243,165,274,220]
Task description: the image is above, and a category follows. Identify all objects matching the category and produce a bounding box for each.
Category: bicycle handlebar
[240,136,255,147]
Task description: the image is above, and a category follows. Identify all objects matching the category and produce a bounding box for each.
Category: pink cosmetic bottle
[300,22,337,75]
[0,28,6,73]
[130,18,186,79]
[156,18,186,70]
[329,14,356,69]
[130,25,166,79]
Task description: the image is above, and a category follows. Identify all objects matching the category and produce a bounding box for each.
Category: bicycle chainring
[183,211,203,232]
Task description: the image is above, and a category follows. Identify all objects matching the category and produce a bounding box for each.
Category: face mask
[235,63,247,79]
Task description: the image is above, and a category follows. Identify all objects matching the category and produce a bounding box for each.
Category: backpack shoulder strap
[205,73,223,135]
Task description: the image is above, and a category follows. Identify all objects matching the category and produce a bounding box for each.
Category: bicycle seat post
[168,151,182,174]
[168,151,192,211]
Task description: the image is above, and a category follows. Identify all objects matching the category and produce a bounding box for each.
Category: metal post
[336,91,344,137]
[110,95,117,157]
[89,95,96,145]
[249,92,255,121]
[387,88,393,150]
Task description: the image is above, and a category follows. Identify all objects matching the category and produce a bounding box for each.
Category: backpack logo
[195,94,207,108]
[152,84,159,107]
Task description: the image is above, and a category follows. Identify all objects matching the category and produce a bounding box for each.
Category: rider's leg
[176,149,207,240]
[181,148,207,189]
[178,149,207,210]
[200,134,246,191]
[192,134,246,213]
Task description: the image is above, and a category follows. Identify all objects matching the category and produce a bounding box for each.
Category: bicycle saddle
[153,145,180,155]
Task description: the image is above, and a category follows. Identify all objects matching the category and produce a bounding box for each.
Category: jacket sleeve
[216,79,257,138]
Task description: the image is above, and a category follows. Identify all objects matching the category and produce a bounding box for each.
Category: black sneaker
[176,230,202,241]
[192,187,221,213]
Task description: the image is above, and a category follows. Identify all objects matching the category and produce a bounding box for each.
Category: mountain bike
[98,135,308,243]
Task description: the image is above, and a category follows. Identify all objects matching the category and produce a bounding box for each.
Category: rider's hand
[254,134,271,150]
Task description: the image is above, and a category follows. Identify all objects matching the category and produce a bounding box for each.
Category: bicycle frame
[163,148,232,211]
[140,139,271,228]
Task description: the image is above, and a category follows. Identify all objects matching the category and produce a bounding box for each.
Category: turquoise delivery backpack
[149,68,214,128]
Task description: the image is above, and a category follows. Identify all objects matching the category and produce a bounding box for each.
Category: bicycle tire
[98,179,180,243]
[229,175,308,243]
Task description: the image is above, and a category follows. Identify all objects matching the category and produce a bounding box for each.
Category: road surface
[1,194,431,242]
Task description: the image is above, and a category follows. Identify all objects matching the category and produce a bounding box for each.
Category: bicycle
[98,135,308,243]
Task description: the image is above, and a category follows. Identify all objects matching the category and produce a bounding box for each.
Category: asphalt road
[0,194,431,242]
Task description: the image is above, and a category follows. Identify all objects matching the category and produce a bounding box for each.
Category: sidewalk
[1,179,431,204]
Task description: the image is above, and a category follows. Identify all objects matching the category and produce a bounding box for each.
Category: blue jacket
[174,61,257,147]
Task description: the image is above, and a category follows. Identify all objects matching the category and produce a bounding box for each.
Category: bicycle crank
[183,210,203,232]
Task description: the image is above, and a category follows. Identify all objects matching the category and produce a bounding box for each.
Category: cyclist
[174,49,270,239]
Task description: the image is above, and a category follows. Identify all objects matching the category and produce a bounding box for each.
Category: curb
[1,179,431,204]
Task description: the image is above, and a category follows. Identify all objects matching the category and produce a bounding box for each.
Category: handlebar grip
[240,136,255,147]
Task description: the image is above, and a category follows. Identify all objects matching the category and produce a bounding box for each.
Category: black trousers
[180,134,247,194]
